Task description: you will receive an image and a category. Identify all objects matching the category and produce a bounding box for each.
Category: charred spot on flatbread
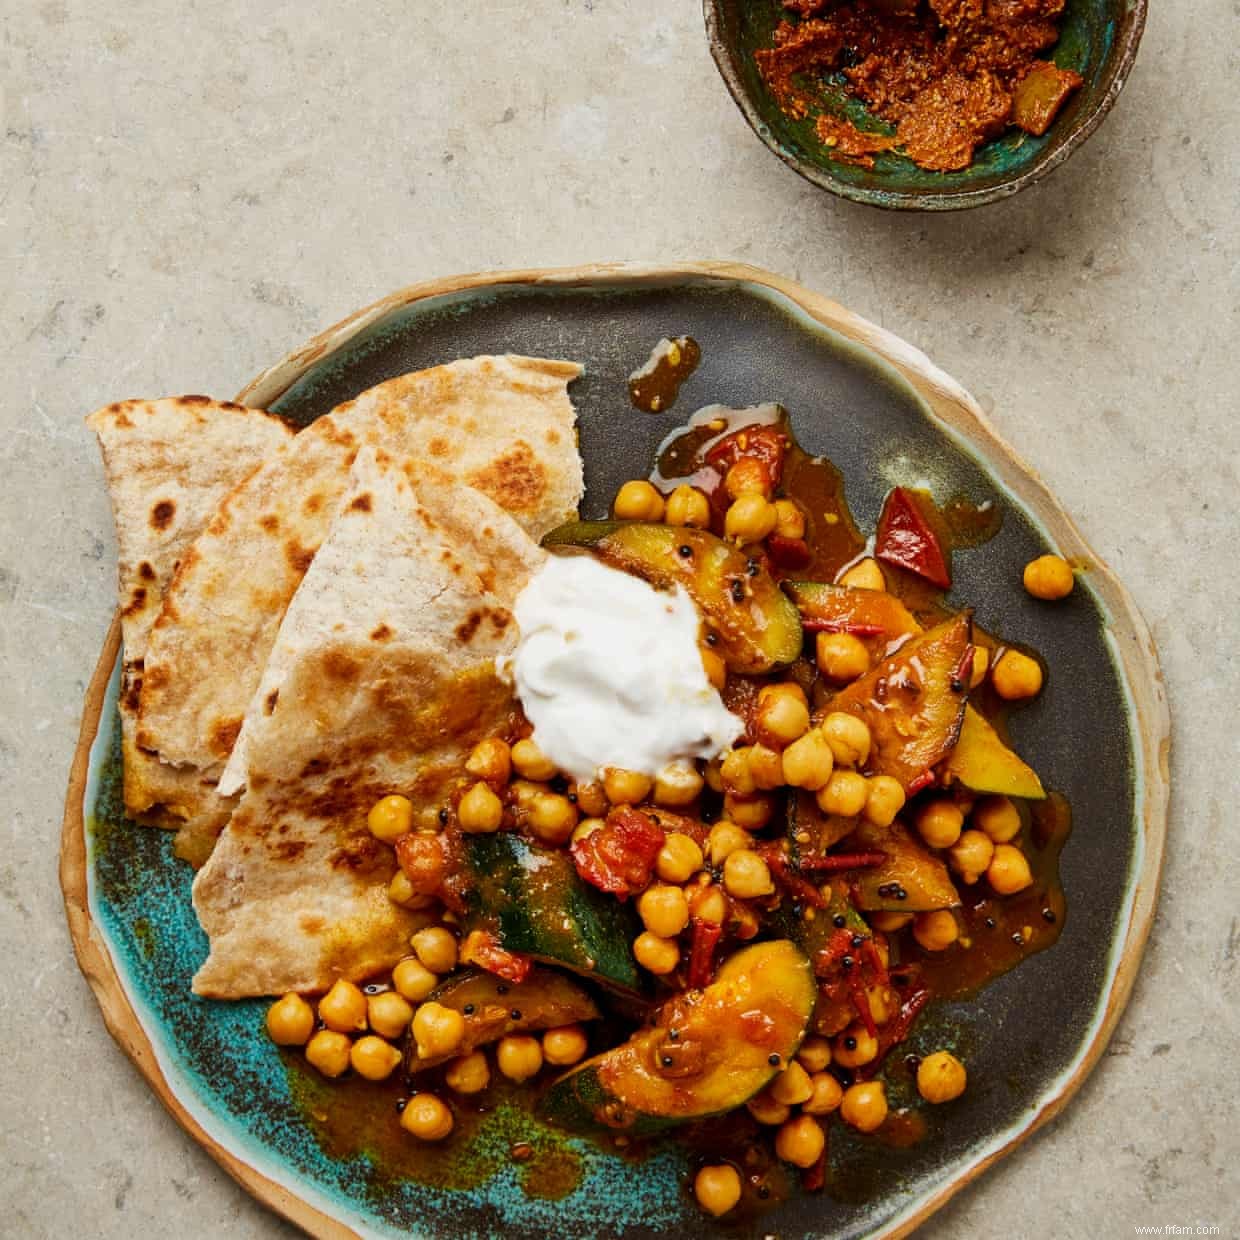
[138,561,156,581]
[150,499,176,530]
[123,586,147,616]
[284,540,316,573]
[348,493,373,513]
[370,623,393,642]
[208,716,243,759]
[467,441,547,515]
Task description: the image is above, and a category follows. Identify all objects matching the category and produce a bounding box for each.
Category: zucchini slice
[851,819,960,912]
[946,706,1046,800]
[540,940,814,1135]
[459,833,643,995]
[405,967,599,1072]
[542,521,803,673]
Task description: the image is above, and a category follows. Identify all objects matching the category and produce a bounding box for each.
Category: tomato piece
[704,424,789,490]
[767,534,812,572]
[875,487,951,589]
[570,806,666,899]
[459,928,535,984]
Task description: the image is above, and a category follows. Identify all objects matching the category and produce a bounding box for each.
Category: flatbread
[137,355,582,785]
[85,396,293,828]
[190,448,545,997]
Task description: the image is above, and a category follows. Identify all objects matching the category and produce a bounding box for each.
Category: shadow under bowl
[703,0,1147,210]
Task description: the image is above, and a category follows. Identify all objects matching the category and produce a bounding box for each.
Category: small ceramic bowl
[703,0,1147,210]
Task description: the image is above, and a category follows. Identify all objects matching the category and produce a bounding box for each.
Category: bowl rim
[701,0,1149,211]
[64,260,1169,1238]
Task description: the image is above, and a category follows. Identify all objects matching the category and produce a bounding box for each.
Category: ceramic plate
[63,263,1168,1239]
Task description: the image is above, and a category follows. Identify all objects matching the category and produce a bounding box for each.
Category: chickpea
[988,843,1034,894]
[266,993,315,1046]
[781,729,835,791]
[571,817,604,844]
[305,1029,352,1078]
[746,1089,791,1126]
[367,991,415,1039]
[796,1036,832,1073]
[542,1024,589,1066]
[719,748,756,796]
[411,1002,466,1060]
[508,779,545,813]
[411,926,458,975]
[400,1092,454,1141]
[864,775,906,827]
[755,686,810,748]
[840,1080,888,1132]
[496,1034,544,1082]
[723,792,775,830]
[869,911,913,932]
[773,498,806,540]
[350,1035,403,1081]
[992,650,1043,700]
[1023,554,1074,601]
[723,849,774,899]
[388,869,430,909]
[653,762,704,807]
[694,1164,742,1218]
[656,832,704,883]
[816,632,870,684]
[725,457,771,500]
[527,792,579,845]
[770,1060,814,1106]
[638,884,691,938]
[445,1049,491,1094]
[613,479,665,522]
[775,1114,826,1168]
[867,985,896,1026]
[834,1023,878,1068]
[803,1071,844,1115]
[724,493,778,543]
[970,646,990,688]
[510,737,557,781]
[816,769,868,818]
[689,882,728,925]
[665,484,711,529]
[917,1050,967,1103]
[699,645,727,691]
[634,931,680,975]
[458,781,503,833]
[465,737,511,784]
[391,956,439,1003]
[915,798,964,849]
[973,795,1021,843]
[602,767,653,806]
[913,909,959,952]
[703,757,725,793]
[367,794,413,844]
[747,744,786,791]
[571,780,609,818]
[839,558,885,592]
[821,712,872,767]
[319,978,368,1033]
[948,829,995,884]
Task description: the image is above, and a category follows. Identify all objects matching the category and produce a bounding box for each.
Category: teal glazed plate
[703,0,1147,210]
[63,263,1169,1238]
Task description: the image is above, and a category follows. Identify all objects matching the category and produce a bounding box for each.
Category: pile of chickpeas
[265,917,591,1143]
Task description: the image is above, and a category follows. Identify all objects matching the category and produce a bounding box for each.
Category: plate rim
[63,260,1170,1240]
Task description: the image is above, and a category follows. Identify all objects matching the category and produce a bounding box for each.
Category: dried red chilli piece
[569,806,665,898]
[765,851,827,908]
[865,984,932,1075]
[687,918,723,988]
[766,534,812,572]
[861,937,889,986]
[800,618,887,636]
[906,768,936,795]
[796,850,888,872]
[951,643,976,692]
[458,929,534,984]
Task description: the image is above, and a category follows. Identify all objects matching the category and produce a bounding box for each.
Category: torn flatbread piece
[190,448,545,997]
[137,355,582,788]
[85,396,292,830]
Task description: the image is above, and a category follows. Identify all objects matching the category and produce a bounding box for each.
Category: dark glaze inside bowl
[703,0,1146,210]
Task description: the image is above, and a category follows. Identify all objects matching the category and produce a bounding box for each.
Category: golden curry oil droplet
[628,336,702,413]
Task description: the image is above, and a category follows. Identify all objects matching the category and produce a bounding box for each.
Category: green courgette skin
[459,833,644,996]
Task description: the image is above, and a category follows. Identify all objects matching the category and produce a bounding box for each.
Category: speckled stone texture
[1,1,1236,1237]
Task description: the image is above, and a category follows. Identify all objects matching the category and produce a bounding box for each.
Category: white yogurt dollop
[502,554,743,782]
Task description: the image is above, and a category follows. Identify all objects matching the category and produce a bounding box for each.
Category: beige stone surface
[1,1,1236,1236]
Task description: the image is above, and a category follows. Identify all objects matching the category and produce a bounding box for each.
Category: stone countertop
[2,2,1235,1237]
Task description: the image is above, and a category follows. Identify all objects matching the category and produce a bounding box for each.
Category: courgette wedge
[946,706,1046,800]
[458,833,644,996]
[540,940,814,1135]
[542,521,802,673]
